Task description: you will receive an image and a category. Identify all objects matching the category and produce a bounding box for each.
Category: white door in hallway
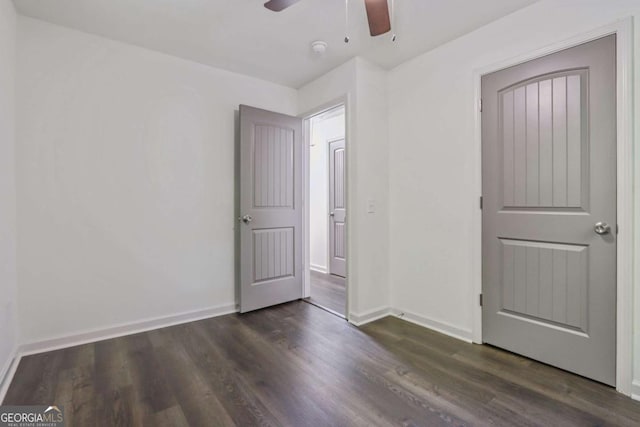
[329,138,346,278]
[239,105,303,313]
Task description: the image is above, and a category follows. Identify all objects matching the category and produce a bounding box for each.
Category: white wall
[0,0,18,385]
[388,0,640,390]
[309,110,345,273]
[16,17,297,344]
[299,58,390,319]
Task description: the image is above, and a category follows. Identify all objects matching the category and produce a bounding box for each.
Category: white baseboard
[0,347,20,404]
[19,303,238,357]
[349,306,391,326]
[391,308,473,343]
[631,380,640,401]
[0,350,15,387]
[310,264,328,274]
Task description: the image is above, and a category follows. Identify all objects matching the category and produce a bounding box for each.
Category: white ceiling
[13,0,538,88]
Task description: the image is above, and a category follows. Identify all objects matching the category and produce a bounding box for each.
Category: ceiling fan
[264,0,391,37]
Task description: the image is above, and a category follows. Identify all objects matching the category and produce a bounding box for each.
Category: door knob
[239,214,253,224]
[329,212,335,217]
[594,222,611,235]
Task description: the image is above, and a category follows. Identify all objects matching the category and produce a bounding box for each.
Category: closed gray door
[239,105,303,313]
[329,138,346,277]
[482,35,616,385]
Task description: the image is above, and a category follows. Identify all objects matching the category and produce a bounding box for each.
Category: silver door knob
[240,214,253,224]
[594,222,611,235]
[329,212,335,217]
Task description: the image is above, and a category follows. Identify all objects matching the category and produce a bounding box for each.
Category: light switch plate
[367,199,376,213]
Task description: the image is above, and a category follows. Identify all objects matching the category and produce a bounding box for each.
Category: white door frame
[300,97,349,318]
[471,17,634,395]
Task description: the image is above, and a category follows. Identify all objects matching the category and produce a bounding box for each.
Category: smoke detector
[310,40,328,55]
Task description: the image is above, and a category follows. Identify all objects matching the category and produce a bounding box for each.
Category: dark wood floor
[4,301,640,426]
[307,270,346,316]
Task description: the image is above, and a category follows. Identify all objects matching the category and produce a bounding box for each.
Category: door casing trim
[472,17,634,395]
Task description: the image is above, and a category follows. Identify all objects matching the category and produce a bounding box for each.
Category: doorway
[305,105,347,317]
[237,102,348,318]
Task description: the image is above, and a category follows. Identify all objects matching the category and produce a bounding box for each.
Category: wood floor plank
[125,338,177,416]
[146,405,190,427]
[452,345,640,426]
[4,301,640,426]
[163,322,281,426]
[363,325,609,426]
[152,338,237,427]
[67,364,97,426]
[94,338,132,395]
[3,349,66,405]
[307,270,346,315]
[94,387,140,427]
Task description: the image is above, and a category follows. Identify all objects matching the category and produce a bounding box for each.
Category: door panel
[499,239,588,332]
[253,125,294,208]
[482,35,616,385]
[329,138,346,277]
[502,70,588,209]
[253,227,294,282]
[240,105,303,313]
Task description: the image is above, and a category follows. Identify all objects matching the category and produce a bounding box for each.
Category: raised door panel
[500,239,588,332]
[253,125,294,208]
[253,228,294,282]
[501,71,588,210]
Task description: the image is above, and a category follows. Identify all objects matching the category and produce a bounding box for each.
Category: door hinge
[479,294,483,307]
[479,98,483,113]
[479,196,483,210]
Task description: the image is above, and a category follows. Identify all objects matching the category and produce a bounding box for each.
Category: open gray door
[482,35,616,385]
[239,105,303,313]
[329,138,346,277]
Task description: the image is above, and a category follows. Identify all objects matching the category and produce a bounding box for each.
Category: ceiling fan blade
[364,0,391,36]
[264,0,302,12]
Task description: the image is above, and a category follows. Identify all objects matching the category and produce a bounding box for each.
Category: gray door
[329,138,346,278]
[239,105,303,313]
[482,35,616,385]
